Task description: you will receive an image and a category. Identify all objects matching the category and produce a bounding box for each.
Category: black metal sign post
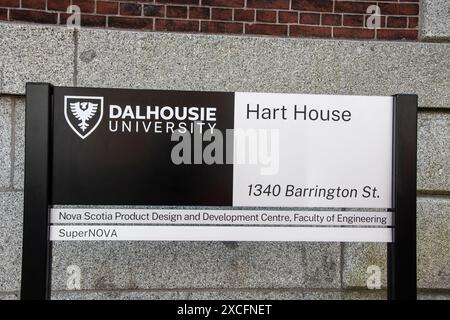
[388,95,418,300]
[20,83,417,300]
[21,83,53,300]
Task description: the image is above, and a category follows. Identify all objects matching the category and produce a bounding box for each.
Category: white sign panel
[233,93,393,208]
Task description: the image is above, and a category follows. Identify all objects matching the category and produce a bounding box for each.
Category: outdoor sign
[21,84,417,300]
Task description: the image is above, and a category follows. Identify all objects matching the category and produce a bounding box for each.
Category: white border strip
[50,208,392,227]
[50,225,392,242]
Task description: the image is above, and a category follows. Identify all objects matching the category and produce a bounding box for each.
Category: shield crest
[64,96,104,139]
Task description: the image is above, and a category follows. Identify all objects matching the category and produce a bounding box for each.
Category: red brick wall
[0,1,419,40]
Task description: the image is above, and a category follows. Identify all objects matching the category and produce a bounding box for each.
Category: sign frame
[20,83,417,300]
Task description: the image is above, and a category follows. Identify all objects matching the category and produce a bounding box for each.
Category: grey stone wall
[420,0,450,41]
[0,22,449,300]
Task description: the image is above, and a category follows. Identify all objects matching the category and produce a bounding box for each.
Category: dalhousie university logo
[64,96,104,139]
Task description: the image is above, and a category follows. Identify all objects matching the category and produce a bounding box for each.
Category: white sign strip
[50,225,393,242]
[50,208,392,227]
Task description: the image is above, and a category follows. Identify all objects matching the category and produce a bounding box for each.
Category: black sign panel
[51,87,234,206]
